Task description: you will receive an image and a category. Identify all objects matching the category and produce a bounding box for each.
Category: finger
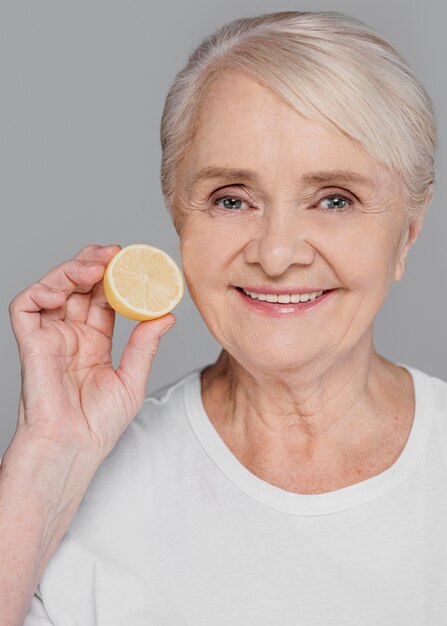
[9,282,68,339]
[64,290,92,324]
[74,243,121,264]
[84,277,116,338]
[10,261,107,339]
[64,245,121,324]
[77,244,121,338]
[115,314,176,410]
[36,243,121,294]
[9,245,121,341]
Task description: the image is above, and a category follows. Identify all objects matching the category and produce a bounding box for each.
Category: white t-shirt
[24,363,447,625]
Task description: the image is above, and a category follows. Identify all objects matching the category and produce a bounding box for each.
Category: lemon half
[103,244,184,320]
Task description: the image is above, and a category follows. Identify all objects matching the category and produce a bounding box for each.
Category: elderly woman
[2,9,445,625]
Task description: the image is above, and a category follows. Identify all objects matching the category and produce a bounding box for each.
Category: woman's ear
[394,182,435,282]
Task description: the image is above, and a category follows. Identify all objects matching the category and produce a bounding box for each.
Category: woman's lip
[233,286,337,316]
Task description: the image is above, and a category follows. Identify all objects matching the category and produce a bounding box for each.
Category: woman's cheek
[330,221,390,289]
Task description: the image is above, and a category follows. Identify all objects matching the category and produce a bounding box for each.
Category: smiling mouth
[234,286,334,303]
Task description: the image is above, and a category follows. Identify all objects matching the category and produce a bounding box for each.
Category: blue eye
[214,195,247,211]
[212,193,353,213]
[319,194,352,212]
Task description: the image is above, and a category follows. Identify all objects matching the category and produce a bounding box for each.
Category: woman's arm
[0,436,101,626]
[3,243,175,624]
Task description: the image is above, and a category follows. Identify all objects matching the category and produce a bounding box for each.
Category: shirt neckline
[183,363,433,516]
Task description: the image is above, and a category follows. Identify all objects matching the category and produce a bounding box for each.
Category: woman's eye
[318,194,352,212]
[211,193,353,213]
[213,195,247,211]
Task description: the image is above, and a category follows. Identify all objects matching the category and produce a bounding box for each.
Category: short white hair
[160,10,437,231]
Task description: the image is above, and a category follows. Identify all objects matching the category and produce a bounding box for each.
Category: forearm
[0,436,100,626]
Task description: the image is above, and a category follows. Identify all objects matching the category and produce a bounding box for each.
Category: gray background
[1,0,445,457]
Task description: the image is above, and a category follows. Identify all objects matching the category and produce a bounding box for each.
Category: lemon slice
[103,244,184,320]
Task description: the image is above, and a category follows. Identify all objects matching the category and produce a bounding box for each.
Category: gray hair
[160,10,437,232]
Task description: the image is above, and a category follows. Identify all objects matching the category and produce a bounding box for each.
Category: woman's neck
[200,346,415,493]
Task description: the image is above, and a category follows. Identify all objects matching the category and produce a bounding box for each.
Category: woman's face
[176,70,416,374]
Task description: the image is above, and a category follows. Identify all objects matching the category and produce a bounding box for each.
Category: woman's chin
[231,344,321,376]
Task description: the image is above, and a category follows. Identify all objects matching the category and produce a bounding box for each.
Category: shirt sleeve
[23,586,55,625]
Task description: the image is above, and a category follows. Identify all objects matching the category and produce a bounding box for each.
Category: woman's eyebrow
[189,166,374,190]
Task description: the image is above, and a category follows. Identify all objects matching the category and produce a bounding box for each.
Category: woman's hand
[7,243,176,462]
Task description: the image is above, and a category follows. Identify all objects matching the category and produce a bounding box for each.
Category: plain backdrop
[0,0,445,457]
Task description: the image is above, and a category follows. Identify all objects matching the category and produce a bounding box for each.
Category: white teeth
[277,294,290,303]
[242,289,324,303]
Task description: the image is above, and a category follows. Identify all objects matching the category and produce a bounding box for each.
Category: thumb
[115,314,176,408]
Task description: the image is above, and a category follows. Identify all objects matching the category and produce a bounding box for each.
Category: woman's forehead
[188,165,376,195]
[186,72,385,184]
[184,140,392,201]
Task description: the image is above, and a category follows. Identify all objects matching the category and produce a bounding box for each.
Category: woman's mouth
[233,286,337,316]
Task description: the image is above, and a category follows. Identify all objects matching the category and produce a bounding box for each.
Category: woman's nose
[243,210,315,276]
